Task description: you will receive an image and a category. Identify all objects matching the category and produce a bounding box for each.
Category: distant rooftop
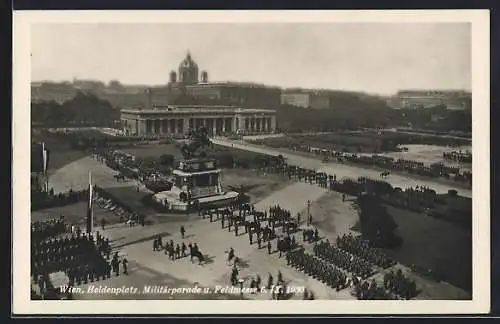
[121,104,274,114]
[185,81,282,90]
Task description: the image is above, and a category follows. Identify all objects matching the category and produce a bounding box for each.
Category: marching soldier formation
[314,240,374,279]
[336,233,396,269]
[31,217,67,243]
[198,195,421,300]
[287,248,349,291]
[31,223,116,296]
[383,268,418,299]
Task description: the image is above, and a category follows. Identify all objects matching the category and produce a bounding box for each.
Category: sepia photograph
[12,10,490,315]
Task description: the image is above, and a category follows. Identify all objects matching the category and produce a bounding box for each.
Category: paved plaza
[212,138,472,198]
[40,155,471,300]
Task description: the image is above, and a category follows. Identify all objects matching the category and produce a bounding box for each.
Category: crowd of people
[336,234,396,269]
[256,141,473,185]
[196,197,423,300]
[261,160,466,228]
[383,269,419,299]
[443,150,472,163]
[31,187,89,211]
[353,279,396,300]
[352,268,418,300]
[31,216,67,243]
[288,248,349,291]
[31,224,117,298]
[313,240,374,279]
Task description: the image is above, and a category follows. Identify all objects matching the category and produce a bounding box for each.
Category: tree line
[31,91,120,127]
[31,91,471,133]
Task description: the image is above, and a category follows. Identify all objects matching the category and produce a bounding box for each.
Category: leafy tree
[31,91,120,126]
[356,193,401,248]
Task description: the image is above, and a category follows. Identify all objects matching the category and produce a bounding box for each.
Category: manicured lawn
[384,205,472,293]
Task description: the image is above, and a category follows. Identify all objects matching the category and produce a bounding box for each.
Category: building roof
[179,52,198,69]
[121,105,275,114]
[186,81,281,90]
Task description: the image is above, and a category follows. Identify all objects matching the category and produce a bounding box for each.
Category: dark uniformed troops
[314,239,374,279]
[267,273,273,289]
[188,243,193,260]
[111,253,120,276]
[181,243,187,257]
[175,244,181,259]
[231,266,239,286]
[267,241,271,254]
[31,228,115,294]
[382,269,418,300]
[288,248,350,291]
[122,257,128,275]
[228,247,235,262]
[336,233,395,269]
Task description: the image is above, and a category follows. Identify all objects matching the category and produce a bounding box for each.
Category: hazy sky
[31,23,471,95]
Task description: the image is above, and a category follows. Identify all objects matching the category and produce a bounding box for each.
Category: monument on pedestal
[152,127,239,212]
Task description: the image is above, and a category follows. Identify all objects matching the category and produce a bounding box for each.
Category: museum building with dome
[120,52,278,136]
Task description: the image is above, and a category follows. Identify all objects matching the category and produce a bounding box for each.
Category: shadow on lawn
[112,231,172,249]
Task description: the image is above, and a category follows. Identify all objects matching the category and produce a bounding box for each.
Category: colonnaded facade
[120,104,277,136]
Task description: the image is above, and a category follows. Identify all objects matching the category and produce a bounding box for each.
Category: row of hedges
[31,189,89,211]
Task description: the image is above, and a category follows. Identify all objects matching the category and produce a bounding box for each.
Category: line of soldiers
[32,187,89,211]
[152,234,202,263]
[302,227,320,243]
[246,148,465,211]
[353,279,396,300]
[286,142,472,183]
[31,229,115,287]
[383,269,418,299]
[287,248,349,291]
[336,233,396,269]
[31,217,67,243]
[313,240,374,279]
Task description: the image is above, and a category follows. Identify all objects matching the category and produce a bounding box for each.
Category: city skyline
[31,23,471,96]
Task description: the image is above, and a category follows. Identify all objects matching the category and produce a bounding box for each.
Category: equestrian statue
[180,126,213,160]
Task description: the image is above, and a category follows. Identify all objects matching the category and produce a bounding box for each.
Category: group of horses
[113,173,127,182]
[379,171,391,178]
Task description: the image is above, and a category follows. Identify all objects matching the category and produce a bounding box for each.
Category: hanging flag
[86,171,93,233]
[41,142,48,174]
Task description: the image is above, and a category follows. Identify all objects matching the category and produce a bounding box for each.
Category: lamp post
[306,200,311,226]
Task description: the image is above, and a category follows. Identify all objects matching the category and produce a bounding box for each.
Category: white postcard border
[12,10,490,315]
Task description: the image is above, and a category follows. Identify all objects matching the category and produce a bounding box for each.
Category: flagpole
[42,142,49,193]
[87,170,93,234]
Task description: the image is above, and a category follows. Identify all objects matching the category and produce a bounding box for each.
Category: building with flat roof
[121,104,276,136]
[394,90,472,111]
[280,88,330,110]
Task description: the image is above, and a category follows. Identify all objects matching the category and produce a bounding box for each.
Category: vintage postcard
[12,10,490,315]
